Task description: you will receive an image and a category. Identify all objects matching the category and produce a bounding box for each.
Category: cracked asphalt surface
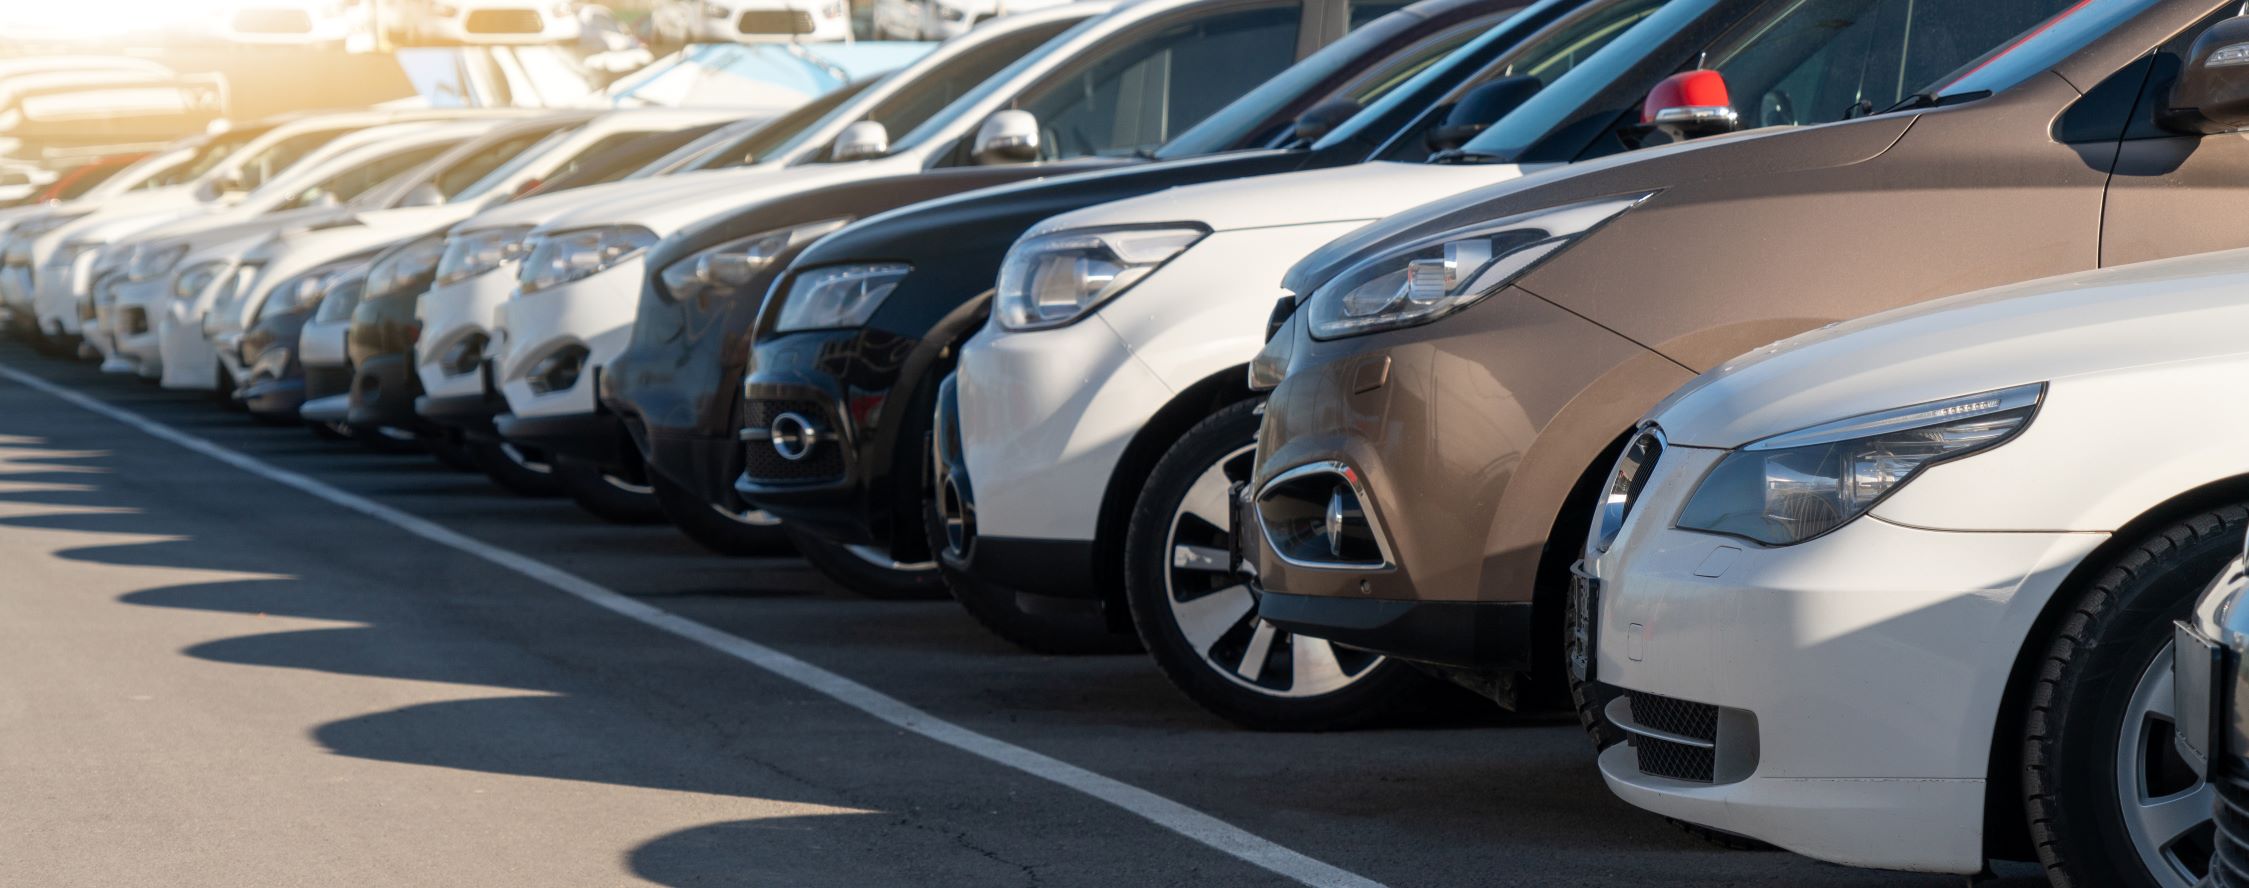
[0,340,2049,887]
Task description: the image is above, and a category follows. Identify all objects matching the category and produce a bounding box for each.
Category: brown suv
[1246,0,2249,708]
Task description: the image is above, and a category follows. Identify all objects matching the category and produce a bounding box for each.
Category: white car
[1582,247,2249,887]
[97,120,484,378]
[219,0,367,44]
[654,0,853,44]
[420,0,585,44]
[17,110,511,343]
[874,0,1070,40]
[0,135,207,321]
[181,109,733,393]
[409,8,1083,434]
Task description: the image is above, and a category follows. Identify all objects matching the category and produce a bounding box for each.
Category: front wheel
[1122,399,1437,731]
[2022,505,2245,888]
[787,526,946,600]
[554,456,667,525]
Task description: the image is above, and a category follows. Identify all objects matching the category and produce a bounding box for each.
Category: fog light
[527,345,587,395]
[441,333,487,377]
[1255,462,1391,569]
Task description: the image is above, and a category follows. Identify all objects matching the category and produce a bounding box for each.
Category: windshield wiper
[1428,148,1507,165]
[1132,147,1161,160]
[1880,91,1944,114]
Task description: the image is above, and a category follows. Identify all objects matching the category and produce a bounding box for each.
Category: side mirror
[831,120,890,161]
[1641,69,1738,141]
[1426,75,1542,152]
[1291,99,1362,144]
[971,110,1040,165]
[402,183,445,207]
[2160,16,2249,134]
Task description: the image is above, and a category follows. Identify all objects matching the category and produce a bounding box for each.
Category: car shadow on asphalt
[0,346,2044,888]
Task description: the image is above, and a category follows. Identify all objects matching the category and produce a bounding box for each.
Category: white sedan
[1580,247,2249,887]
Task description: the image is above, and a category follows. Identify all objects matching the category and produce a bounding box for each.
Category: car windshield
[449,125,579,202]
[889,14,1101,154]
[673,82,873,173]
[1462,0,2125,161]
[1935,0,2167,98]
[1455,0,1723,160]
[1317,0,1669,153]
[1154,2,1486,159]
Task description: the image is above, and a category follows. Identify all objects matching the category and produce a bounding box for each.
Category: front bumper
[1586,446,2107,872]
[347,351,424,430]
[493,258,641,422]
[736,324,929,549]
[494,406,628,467]
[157,286,221,391]
[1248,287,1692,668]
[111,276,168,374]
[416,271,515,404]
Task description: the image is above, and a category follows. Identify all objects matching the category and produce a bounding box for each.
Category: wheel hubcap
[1162,443,1380,698]
[2116,640,2212,886]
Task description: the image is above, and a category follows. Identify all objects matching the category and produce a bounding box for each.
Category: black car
[600,0,1520,579]
[238,255,375,422]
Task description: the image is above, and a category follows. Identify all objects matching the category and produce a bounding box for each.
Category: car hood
[1029,160,1534,237]
[1279,116,1916,299]
[1651,247,2249,449]
[532,163,876,236]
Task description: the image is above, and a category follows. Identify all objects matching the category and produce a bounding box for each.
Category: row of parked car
[11,0,2249,883]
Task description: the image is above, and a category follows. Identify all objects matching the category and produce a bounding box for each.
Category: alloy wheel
[1161,443,1382,698]
[2115,641,2212,886]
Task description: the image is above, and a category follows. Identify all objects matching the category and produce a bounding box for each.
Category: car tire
[553,456,667,525]
[1564,584,1623,749]
[424,435,479,472]
[650,471,792,556]
[470,439,565,497]
[786,526,946,600]
[1122,399,1437,731]
[2023,505,2245,888]
[921,493,1141,655]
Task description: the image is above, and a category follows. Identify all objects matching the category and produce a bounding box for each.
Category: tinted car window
[275,144,453,211]
[433,124,576,199]
[231,129,348,193]
[1355,0,1666,161]
[857,18,1078,149]
[450,126,579,202]
[538,122,723,191]
[1708,0,2078,127]
[679,82,874,173]
[1158,0,1499,159]
[1016,4,1303,159]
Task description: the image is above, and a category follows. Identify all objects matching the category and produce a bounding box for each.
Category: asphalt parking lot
[0,340,2044,887]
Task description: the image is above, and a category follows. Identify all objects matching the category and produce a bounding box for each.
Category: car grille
[2216,769,2249,887]
[1625,690,1719,783]
[737,10,815,34]
[740,398,842,484]
[233,9,314,33]
[466,8,546,34]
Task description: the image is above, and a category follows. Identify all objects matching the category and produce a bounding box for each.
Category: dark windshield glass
[1458,0,1721,159]
[1155,1,1486,159]
[679,82,874,172]
[1938,0,2166,98]
[891,15,1102,153]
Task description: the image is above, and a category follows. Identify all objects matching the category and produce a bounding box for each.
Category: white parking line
[0,361,1389,888]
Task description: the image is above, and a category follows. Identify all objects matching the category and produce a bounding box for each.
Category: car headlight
[659,218,849,305]
[314,267,367,324]
[1675,383,2045,546]
[436,225,534,288]
[774,263,910,333]
[1304,194,1650,340]
[993,226,1205,331]
[129,243,188,282]
[517,226,657,297]
[364,233,449,302]
[173,260,226,301]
